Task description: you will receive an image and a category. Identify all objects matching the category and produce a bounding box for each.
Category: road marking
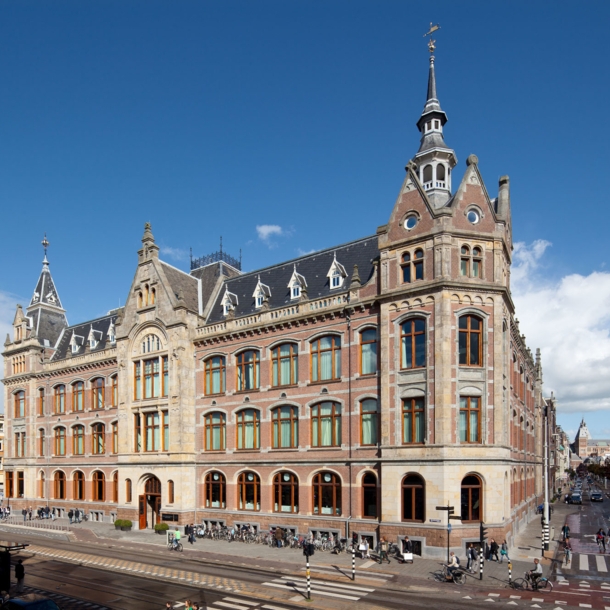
[360,560,376,569]
[213,602,251,610]
[488,593,500,597]
[279,576,374,592]
[510,595,521,599]
[579,605,592,608]
[532,598,544,602]
[597,555,608,572]
[262,606,291,610]
[224,599,259,607]
[580,555,590,571]
[263,582,359,601]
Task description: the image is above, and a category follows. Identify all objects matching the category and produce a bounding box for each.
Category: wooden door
[139,495,147,529]
[154,496,161,525]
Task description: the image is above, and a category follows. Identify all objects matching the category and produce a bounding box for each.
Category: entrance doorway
[139,476,161,530]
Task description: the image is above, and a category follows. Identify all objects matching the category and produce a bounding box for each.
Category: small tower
[413,36,457,209]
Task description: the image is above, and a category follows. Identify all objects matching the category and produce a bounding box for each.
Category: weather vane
[423,22,440,54]
[41,233,49,257]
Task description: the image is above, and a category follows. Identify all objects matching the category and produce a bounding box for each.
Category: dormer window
[69,332,84,355]
[327,256,347,290]
[87,327,102,350]
[252,278,271,310]
[108,322,116,344]
[288,266,307,300]
[221,289,238,316]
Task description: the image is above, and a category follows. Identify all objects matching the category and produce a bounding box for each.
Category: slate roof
[29,260,63,309]
[207,235,379,323]
[159,261,199,313]
[28,308,69,348]
[51,313,118,361]
[190,260,241,312]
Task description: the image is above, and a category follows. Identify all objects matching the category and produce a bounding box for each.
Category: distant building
[571,419,610,460]
[2,46,547,557]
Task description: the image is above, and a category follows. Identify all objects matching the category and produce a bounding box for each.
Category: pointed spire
[28,234,64,310]
[142,222,155,244]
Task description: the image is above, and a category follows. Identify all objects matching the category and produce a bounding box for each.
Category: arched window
[237,471,260,511]
[54,385,66,414]
[73,471,85,500]
[112,422,118,454]
[72,381,84,412]
[271,344,299,387]
[204,356,226,395]
[39,472,45,498]
[423,164,433,184]
[472,247,482,278]
[312,471,341,516]
[38,429,45,457]
[360,399,379,446]
[362,472,378,519]
[401,318,426,369]
[461,474,482,522]
[272,406,298,449]
[460,246,470,276]
[150,287,156,305]
[168,480,175,504]
[126,478,132,503]
[91,378,105,410]
[73,425,85,455]
[205,472,226,508]
[401,251,424,283]
[111,375,118,407]
[458,315,482,366]
[402,397,425,443]
[92,423,105,454]
[54,427,66,456]
[311,336,341,382]
[236,409,260,450]
[112,472,118,503]
[38,388,45,416]
[14,391,25,418]
[204,412,226,451]
[459,396,481,443]
[360,329,377,375]
[402,474,425,522]
[311,402,341,447]
[273,472,298,513]
[92,471,105,501]
[436,163,446,182]
[54,471,66,499]
[236,350,260,391]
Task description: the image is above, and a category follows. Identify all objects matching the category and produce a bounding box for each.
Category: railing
[2,517,71,532]
[191,250,241,271]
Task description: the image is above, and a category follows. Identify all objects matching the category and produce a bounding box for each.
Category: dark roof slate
[29,262,63,309]
[51,313,117,361]
[207,235,379,323]
[160,261,199,313]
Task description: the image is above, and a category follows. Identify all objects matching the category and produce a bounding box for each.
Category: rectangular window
[134,414,142,452]
[38,388,45,416]
[205,357,226,395]
[73,383,84,411]
[311,402,341,447]
[145,412,160,451]
[39,430,45,457]
[112,423,118,454]
[272,345,298,387]
[73,427,84,455]
[134,362,141,399]
[162,411,169,451]
[236,410,260,450]
[17,471,24,497]
[360,399,379,445]
[402,398,425,444]
[360,329,377,375]
[112,376,118,407]
[459,396,480,443]
[205,413,226,451]
[237,351,260,391]
[311,337,341,382]
[162,356,169,397]
[5,472,13,498]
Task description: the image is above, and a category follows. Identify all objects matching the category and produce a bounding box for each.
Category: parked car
[591,491,603,502]
[571,493,583,504]
[1,594,61,610]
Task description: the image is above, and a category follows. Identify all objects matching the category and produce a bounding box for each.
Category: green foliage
[154,522,169,532]
[114,519,125,527]
[122,520,133,528]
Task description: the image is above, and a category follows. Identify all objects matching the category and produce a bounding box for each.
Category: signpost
[436,503,462,564]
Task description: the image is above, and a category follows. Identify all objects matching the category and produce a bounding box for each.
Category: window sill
[202,450,226,454]
[308,446,343,451]
[204,392,226,398]
[270,384,299,390]
[234,389,260,395]
[235,448,261,453]
[308,379,341,387]
[269,447,300,452]
[358,373,378,379]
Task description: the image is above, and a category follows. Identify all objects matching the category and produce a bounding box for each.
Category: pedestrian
[15,559,24,593]
[68,509,74,525]
[190,524,196,544]
[28,508,32,521]
[22,508,27,524]
[466,543,478,573]
[275,526,283,548]
[561,523,570,541]
[165,603,173,610]
[193,604,200,610]
[362,537,370,559]
[184,601,193,610]
[379,537,390,564]
[500,540,510,563]
[489,538,499,562]
[402,536,413,564]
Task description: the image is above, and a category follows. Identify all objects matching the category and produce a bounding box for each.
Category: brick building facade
[2,50,545,557]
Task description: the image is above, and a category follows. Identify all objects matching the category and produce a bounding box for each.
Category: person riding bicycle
[527,558,543,588]
[172,528,182,548]
[445,552,460,580]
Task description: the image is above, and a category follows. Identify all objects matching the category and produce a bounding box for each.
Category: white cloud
[256,224,284,243]
[297,248,317,256]
[160,246,189,262]
[0,290,22,413]
[512,241,610,416]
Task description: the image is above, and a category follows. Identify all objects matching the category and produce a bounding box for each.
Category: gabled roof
[207,235,378,323]
[159,261,200,312]
[51,313,118,361]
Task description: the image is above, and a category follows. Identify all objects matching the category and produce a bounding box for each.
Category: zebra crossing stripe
[214,602,250,610]
[279,576,374,592]
[579,554,589,571]
[596,555,608,572]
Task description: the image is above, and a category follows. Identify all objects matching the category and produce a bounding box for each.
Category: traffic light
[303,542,315,557]
[480,523,488,543]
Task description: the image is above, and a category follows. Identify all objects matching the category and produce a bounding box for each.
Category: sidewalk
[2,513,568,592]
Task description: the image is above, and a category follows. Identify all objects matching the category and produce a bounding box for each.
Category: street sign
[436,506,451,510]
[429,518,441,523]
[447,523,452,533]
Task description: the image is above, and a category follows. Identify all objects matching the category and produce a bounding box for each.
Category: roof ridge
[226,234,377,281]
[160,259,198,281]
[61,312,117,331]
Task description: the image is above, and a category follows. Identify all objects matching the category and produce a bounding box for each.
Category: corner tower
[413,38,457,208]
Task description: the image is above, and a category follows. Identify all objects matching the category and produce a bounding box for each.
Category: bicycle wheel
[167,543,173,551]
[453,571,466,585]
[537,578,553,592]
[177,543,183,552]
[511,578,527,591]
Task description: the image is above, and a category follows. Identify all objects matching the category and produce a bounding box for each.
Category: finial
[41,233,49,263]
[423,22,440,54]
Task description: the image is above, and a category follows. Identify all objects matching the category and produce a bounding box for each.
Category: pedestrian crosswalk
[170,595,295,610]
[23,586,110,610]
[560,552,610,575]
[261,575,376,601]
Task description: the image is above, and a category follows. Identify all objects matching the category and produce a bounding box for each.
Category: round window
[404,215,418,230]
[283,473,290,482]
[247,473,254,481]
[324,473,331,483]
[213,473,219,481]
[467,210,480,224]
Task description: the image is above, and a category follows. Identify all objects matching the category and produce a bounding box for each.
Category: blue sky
[2,1,610,440]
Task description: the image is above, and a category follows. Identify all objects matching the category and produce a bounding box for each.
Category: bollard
[352,544,356,581]
[541,521,545,557]
[508,561,512,585]
[479,545,484,580]
[306,555,311,600]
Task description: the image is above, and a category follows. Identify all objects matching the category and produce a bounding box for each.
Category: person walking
[466,543,478,573]
[22,508,27,524]
[489,538,499,562]
[561,523,570,541]
[362,537,370,559]
[274,526,283,548]
[68,509,74,525]
[499,540,510,563]
[379,537,390,564]
[15,559,25,593]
